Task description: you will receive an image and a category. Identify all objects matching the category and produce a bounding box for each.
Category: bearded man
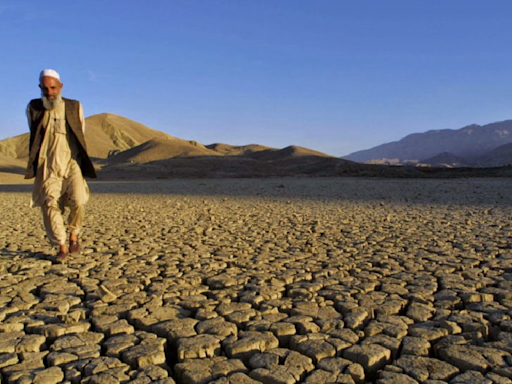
[25,69,96,263]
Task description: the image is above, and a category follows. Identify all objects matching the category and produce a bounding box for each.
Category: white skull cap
[39,69,60,81]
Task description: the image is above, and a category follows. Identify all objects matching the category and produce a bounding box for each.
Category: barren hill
[0,113,173,161]
[107,137,220,164]
[0,134,30,159]
[206,143,273,156]
[246,145,333,162]
[84,114,173,158]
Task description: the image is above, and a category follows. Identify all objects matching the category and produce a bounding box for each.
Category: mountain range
[344,120,512,168]
[1,114,512,182]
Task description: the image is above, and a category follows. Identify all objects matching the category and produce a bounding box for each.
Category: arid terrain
[1,178,512,383]
[4,113,512,183]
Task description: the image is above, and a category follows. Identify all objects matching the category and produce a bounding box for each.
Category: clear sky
[1,1,512,156]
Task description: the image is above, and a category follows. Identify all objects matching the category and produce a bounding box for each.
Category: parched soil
[1,178,512,384]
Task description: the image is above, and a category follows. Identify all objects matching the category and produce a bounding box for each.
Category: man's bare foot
[69,235,80,255]
[56,244,68,263]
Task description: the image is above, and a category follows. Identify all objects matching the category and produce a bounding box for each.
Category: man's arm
[24,103,35,179]
[26,103,35,156]
[26,103,32,130]
[79,103,85,134]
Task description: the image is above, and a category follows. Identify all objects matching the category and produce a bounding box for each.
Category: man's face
[39,76,63,100]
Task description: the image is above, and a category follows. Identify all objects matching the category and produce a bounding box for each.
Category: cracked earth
[1,178,512,384]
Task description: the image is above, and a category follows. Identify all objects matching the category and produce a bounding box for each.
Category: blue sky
[1,1,512,156]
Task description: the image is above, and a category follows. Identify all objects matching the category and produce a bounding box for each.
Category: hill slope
[245,145,333,162]
[84,114,173,158]
[0,153,26,173]
[0,134,30,159]
[206,143,274,156]
[107,137,220,164]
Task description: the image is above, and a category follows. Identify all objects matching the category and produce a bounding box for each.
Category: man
[26,69,96,263]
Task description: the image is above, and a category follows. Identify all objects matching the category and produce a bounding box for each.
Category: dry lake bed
[1,177,512,384]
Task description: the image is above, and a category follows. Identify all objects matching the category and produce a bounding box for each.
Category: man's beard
[41,94,62,110]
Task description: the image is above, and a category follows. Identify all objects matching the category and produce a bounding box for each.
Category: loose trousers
[39,167,89,246]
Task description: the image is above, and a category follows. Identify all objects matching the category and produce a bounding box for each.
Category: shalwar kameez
[26,69,96,258]
[26,100,89,246]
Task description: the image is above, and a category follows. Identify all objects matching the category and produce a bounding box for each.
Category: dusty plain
[1,177,512,384]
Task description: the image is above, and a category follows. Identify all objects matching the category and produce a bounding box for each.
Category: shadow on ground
[0,166,25,174]
[1,177,512,206]
[0,248,50,261]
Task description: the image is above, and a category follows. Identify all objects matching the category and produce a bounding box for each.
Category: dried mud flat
[1,177,512,384]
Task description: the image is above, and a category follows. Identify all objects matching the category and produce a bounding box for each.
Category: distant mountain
[476,142,512,168]
[418,152,472,168]
[345,120,512,163]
